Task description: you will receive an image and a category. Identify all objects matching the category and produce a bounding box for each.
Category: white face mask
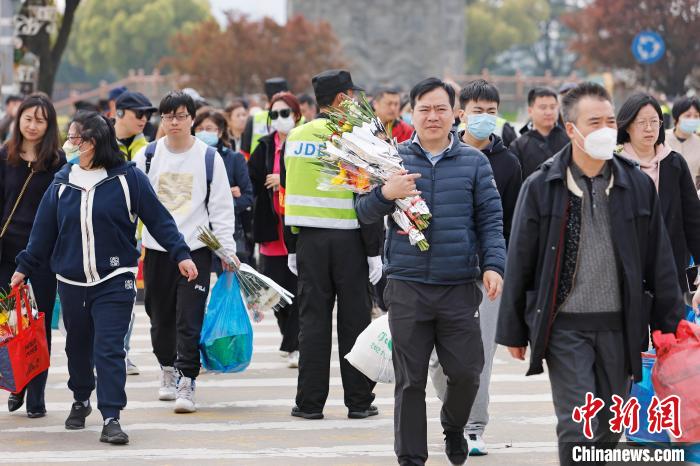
[271,115,296,134]
[572,125,617,160]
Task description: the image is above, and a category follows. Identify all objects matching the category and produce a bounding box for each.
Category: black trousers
[546,322,630,466]
[143,247,212,379]
[385,279,484,466]
[260,254,299,353]
[0,259,56,413]
[295,227,375,413]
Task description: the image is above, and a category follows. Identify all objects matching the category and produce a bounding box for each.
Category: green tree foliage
[64,0,211,78]
[465,0,550,72]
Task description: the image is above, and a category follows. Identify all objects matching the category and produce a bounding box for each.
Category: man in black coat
[510,87,570,180]
[496,82,682,466]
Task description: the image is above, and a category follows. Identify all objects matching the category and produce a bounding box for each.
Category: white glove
[287,253,298,276]
[367,256,383,285]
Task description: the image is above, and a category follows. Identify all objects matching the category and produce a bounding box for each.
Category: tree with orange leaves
[165,12,346,101]
[563,0,700,96]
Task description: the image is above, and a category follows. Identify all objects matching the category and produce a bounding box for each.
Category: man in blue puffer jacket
[356,77,506,466]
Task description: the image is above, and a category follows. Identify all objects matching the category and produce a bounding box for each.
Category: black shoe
[348,405,379,419]
[100,419,129,445]
[444,431,468,465]
[291,406,323,420]
[65,401,92,430]
[27,411,46,419]
[8,389,26,412]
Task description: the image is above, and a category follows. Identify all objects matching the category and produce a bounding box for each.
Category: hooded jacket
[16,161,190,285]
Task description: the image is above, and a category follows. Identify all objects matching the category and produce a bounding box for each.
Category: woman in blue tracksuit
[11,112,197,445]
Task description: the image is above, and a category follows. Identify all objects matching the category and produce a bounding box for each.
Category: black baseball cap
[312,69,363,101]
[264,77,289,99]
[116,91,156,112]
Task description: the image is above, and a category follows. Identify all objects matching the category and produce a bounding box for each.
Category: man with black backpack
[134,90,236,414]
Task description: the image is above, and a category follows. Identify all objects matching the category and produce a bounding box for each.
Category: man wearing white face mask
[496,82,683,466]
[429,79,521,457]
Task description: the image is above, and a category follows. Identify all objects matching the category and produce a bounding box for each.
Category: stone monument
[287,0,465,91]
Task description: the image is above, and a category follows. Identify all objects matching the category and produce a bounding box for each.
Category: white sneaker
[158,366,177,401]
[126,359,139,376]
[279,350,289,358]
[287,351,299,368]
[174,375,196,413]
[467,433,487,456]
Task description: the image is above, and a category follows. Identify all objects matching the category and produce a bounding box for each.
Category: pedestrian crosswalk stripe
[0,442,559,462]
[32,394,553,412]
[45,374,549,390]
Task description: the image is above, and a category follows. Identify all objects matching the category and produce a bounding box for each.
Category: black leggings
[260,254,299,353]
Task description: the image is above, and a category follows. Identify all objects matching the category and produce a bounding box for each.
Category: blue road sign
[632,31,665,65]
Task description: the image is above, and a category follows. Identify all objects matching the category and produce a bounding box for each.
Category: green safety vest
[283,118,359,230]
[250,111,270,155]
[118,133,148,161]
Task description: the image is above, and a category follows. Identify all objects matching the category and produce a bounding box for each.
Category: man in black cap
[281,69,382,421]
[241,77,289,156]
[115,91,157,161]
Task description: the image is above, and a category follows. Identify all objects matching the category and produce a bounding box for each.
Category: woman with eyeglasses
[617,93,700,296]
[248,91,301,368]
[10,111,196,444]
[192,109,253,274]
[0,93,65,418]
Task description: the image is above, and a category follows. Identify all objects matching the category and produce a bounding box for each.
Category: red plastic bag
[0,285,50,394]
[652,320,700,442]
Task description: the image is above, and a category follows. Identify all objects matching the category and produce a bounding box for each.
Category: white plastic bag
[345,314,394,383]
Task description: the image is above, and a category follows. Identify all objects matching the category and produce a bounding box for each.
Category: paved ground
[8,295,690,465]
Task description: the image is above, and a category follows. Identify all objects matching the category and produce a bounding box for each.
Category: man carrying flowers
[355,77,506,466]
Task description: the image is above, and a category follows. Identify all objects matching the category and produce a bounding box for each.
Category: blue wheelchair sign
[632,31,665,65]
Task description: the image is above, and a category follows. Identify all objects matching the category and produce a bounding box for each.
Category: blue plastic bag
[626,350,670,444]
[199,272,253,372]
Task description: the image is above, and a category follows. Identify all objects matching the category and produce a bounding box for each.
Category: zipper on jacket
[83,190,97,282]
[424,163,436,282]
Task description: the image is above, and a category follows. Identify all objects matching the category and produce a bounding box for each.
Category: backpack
[144,141,216,211]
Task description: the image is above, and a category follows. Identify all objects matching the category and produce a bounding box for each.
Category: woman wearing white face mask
[617,93,700,298]
[192,110,254,272]
[248,92,301,368]
[665,96,700,188]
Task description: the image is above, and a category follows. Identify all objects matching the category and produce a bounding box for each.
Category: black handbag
[0,168,34,262]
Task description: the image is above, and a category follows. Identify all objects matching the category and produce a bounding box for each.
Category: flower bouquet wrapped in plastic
[316,94,432,250]
[197,226,294,322]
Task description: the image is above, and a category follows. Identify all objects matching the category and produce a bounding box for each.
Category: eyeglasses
[161,113,191,122]
[269,109,291,120]
[633,119,661,129]
[66,134,82,143]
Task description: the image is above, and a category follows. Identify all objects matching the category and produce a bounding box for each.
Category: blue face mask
[679,118,700,135]
[401,113,412,125]
[195,130,219,147]
[466,113,497,140]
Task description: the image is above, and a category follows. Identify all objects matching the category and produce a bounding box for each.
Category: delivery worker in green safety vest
[281,69,382,420]
[114,91,156,161]
[241,77,289,157]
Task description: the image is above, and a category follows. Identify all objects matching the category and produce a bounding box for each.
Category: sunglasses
[133,109,153,120]
[269,109,292,120]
